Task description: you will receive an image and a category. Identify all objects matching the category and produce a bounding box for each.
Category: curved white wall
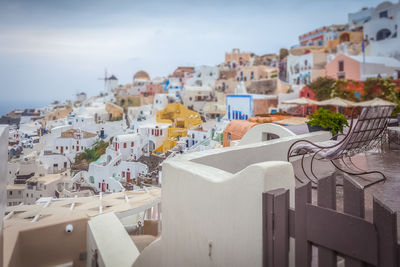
[239,123,296,146]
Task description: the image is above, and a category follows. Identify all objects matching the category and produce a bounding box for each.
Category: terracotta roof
[224,120,258,139]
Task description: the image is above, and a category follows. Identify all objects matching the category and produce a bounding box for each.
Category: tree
[279,48,289,60]
[330,79,360,102]
[308,77,336,101]
[363,77,400,114]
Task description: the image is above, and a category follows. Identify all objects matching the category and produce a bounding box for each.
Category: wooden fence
[263,175,399,267]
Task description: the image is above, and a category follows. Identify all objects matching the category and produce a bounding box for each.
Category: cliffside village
[2,1,400,266]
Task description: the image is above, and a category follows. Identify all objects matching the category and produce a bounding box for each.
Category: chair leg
[310,150,322,182]
[347,156,368,172]
[330,159,386,189]
[301,153,318,185]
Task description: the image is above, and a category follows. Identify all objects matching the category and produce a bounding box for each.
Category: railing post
[295,182,312,267]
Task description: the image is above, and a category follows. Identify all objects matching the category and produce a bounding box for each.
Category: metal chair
[287,105,395,188]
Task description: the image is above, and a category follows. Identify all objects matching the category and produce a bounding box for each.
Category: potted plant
[307,107,349,136]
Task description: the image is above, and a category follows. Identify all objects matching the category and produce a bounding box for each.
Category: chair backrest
[328,105,394,159]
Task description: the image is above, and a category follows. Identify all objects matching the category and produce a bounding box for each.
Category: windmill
[98,68,109,91]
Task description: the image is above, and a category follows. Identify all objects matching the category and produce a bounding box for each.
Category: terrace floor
[292,145,400,239]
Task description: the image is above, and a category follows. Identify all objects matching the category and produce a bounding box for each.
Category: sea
[0,100,51,117]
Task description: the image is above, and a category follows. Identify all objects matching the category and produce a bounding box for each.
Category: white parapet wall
[0,125,8,266]
[133,131,331,267]
[87,212,140,267]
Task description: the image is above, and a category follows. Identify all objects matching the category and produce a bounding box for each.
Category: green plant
[75,140,109,164]
[308,108,349,135]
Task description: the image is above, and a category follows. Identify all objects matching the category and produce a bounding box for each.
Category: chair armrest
[287,139,326,160]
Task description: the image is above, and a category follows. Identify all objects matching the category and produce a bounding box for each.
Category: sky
[0,0,383,113]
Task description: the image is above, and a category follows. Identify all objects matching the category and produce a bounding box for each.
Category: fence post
[295,182,312,267]
[373,197,398,267]
[343,175,365,267]
[273,189,290,267]
[263,192,274,267]
[317,175,337,267]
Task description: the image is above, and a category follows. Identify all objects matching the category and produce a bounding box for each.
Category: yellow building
[154,104,203,154]
[105,102,123,120]
[42,106,73,127]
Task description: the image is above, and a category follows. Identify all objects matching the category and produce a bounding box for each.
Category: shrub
[75,140,109,163]
[308,77,336,101]
[308,107,349,135]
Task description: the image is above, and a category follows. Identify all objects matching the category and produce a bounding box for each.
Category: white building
[348,7,373,31]
[38,152,70,174]
[287,52,328,85]
[7,173,73,206]
[185,125,213,149]
[72,132,152,193]
[107,75,119,92]
[76,92,87,102]
[164,78,182,96]
[127,105,153,124]
[112,134,145,161]
[184,65,219,88]
[136,123,170,154]
[226,95,253,120]
[52,129,98,160]
[182,86,214,113]
[363,1,400,59]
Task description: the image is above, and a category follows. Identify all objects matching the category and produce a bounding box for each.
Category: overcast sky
[0,0,382,107]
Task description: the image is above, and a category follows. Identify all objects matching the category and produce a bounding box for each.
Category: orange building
[145,83,163,96]
[222,120,258,147]
[225,48,253,69]
[172,67,195,79]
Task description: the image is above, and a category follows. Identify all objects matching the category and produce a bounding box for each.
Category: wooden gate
[263,175,399,267]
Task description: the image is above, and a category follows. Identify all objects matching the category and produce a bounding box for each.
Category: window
[26,193,28,197]
[123,143,127,148]
[379,10,388,18]
[56,146,58,150]
[338,61,344,72]
[9,191,12,195]
[131,142,134,147]
[122,171,125,177]
[152,129,154,135]
[160,130,163,135]
[376,29,391,41]
[250,72,254,80]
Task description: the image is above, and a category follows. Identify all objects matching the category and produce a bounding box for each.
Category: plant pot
[307,124,329,133]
